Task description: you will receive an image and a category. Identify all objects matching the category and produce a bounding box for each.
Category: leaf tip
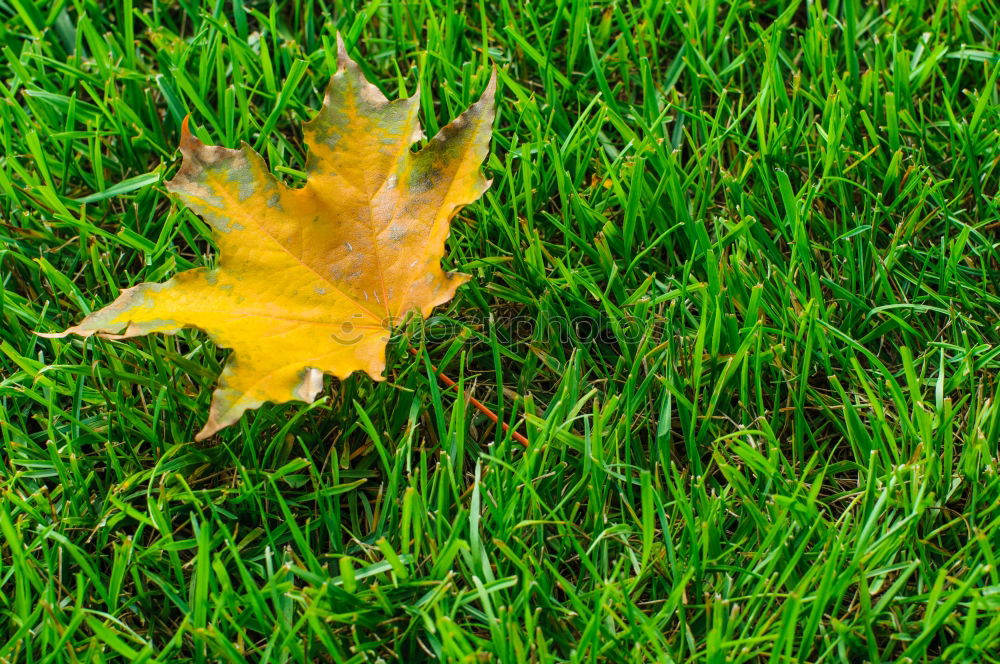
[177,115,205,154]
[37,324,100,339]
[193,423,217,443]
[35,330,70,339]
[480,69,498,115]
[196,389,241,442]
[295,367,325,402]
[335,32,350,70]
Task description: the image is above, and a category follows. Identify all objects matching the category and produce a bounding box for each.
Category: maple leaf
[50,37,497,440]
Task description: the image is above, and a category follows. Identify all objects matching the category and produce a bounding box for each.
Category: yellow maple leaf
[50,37,497,440]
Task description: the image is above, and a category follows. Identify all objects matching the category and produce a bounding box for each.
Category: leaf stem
[408,346,529,447]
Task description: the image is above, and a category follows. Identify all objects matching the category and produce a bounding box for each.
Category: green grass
[2,0,1000,661]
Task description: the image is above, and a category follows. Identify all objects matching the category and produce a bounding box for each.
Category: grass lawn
[2,0,1000,661]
